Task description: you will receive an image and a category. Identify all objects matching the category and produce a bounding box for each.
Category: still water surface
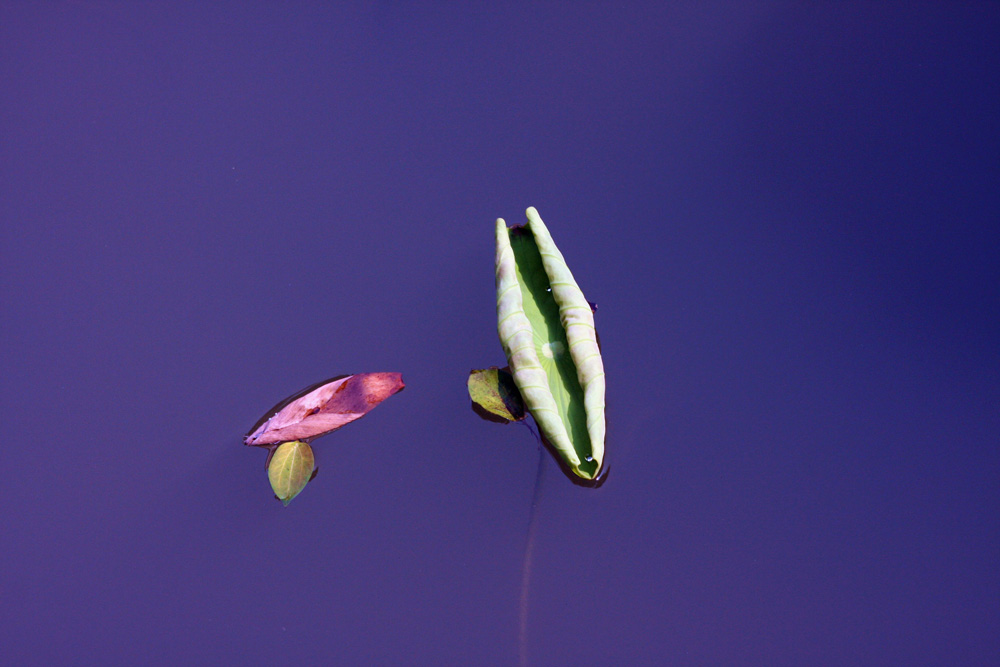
[2,3,997,664]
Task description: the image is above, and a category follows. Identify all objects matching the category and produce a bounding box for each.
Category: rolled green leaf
[495,207,606,480]
[268,440,315,506]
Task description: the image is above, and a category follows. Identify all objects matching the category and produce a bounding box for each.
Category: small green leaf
[468,367,526,423]
[267,440,315,506]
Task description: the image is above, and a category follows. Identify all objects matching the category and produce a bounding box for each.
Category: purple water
[2,3,997,664]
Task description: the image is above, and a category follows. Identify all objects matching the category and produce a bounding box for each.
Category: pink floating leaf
[245,372,404,447]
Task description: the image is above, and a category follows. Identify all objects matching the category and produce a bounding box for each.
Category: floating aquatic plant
[245,372,404,505]
[481,206,607,482]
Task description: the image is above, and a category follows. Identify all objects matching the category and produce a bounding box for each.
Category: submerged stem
[519,440,545,667]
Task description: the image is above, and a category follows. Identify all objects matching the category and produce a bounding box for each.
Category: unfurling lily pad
[268,440,314,506]
[468,367,525,423]
[494,207,607,482]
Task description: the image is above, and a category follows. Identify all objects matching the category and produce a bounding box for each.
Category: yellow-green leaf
[267,440,315,506]
[468,367,525,423]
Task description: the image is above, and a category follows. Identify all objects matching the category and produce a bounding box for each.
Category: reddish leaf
[245,372,404,447]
